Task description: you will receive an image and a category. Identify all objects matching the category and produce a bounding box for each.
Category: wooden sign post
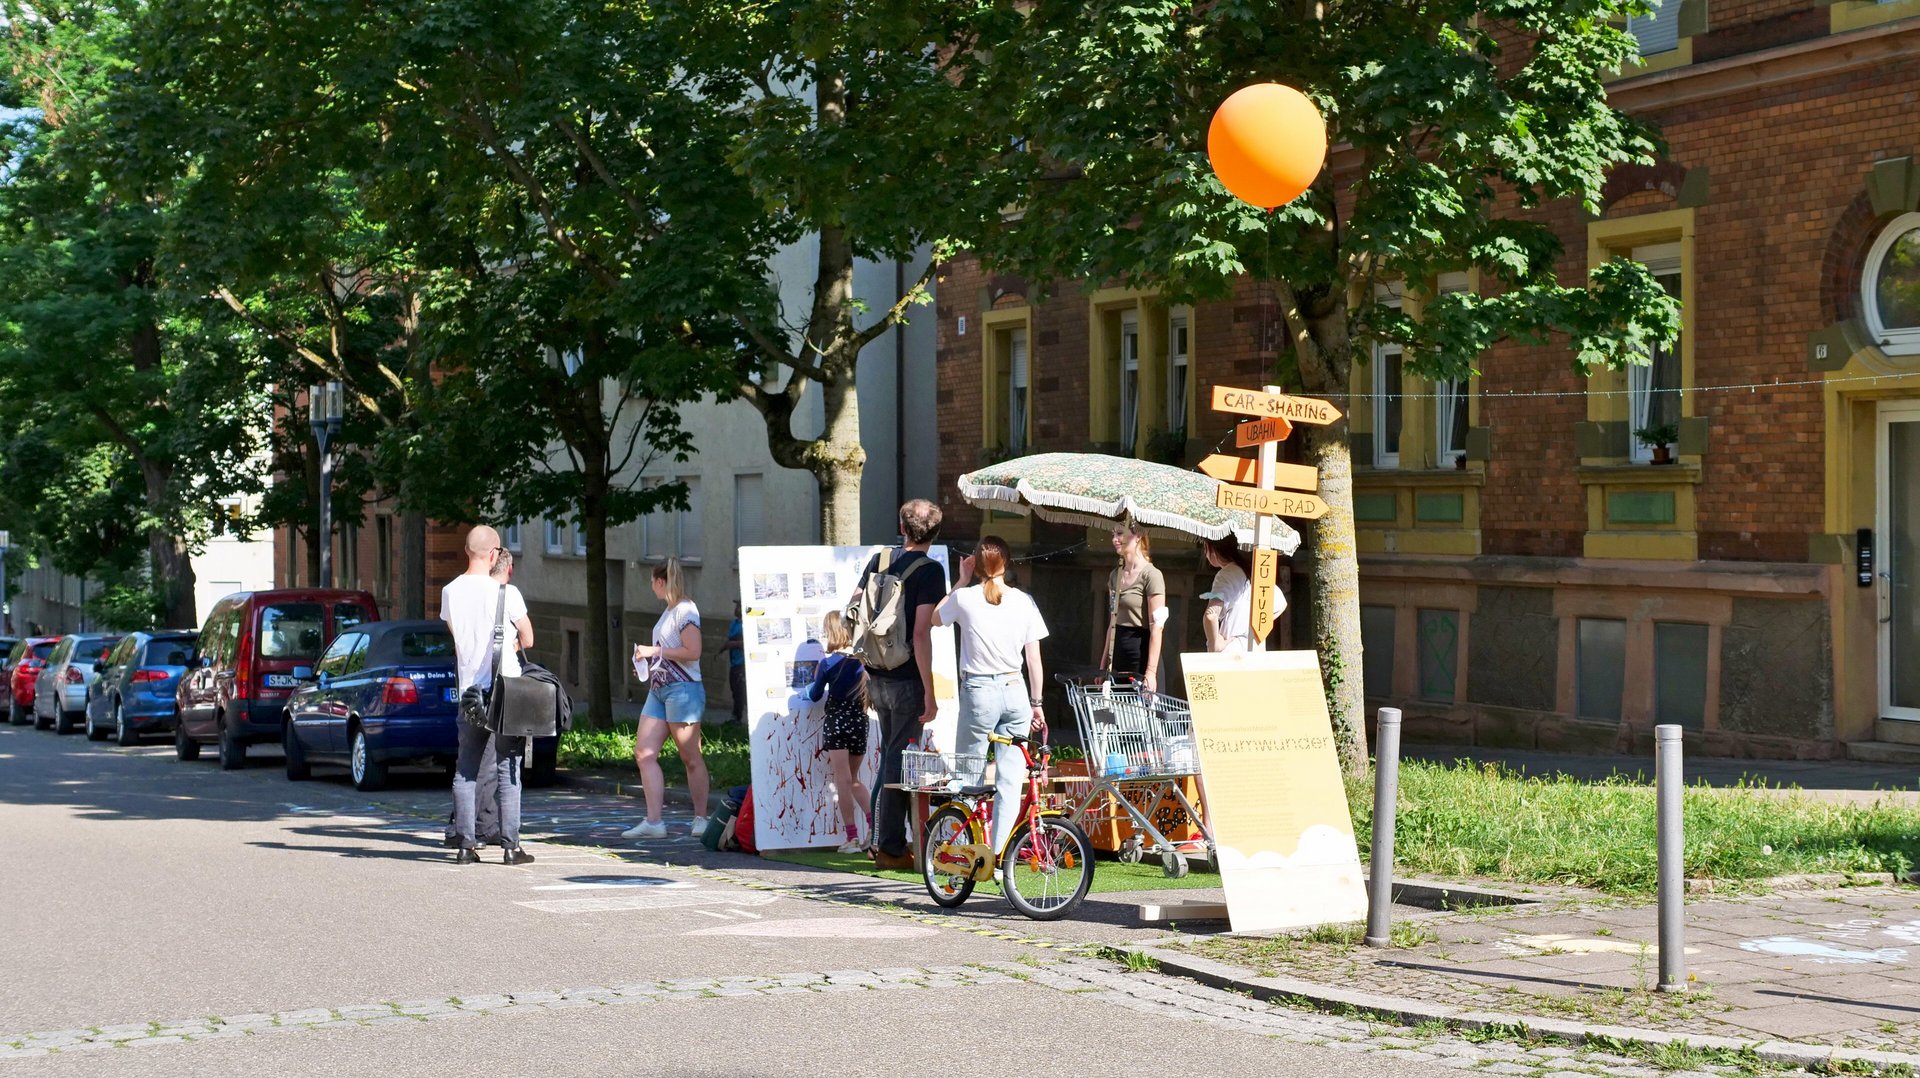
[1206,384,1343,649]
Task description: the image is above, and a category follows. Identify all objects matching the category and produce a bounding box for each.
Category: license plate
[264,673,299,688]
[444,688,458,703]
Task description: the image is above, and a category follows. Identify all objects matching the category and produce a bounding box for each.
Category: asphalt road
[1,724,1462,1076]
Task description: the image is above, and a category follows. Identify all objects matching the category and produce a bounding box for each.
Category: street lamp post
[308,382,344,589]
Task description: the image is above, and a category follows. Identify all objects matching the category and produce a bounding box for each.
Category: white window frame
[1008,328,1029,452]
[502,521,522,552]
[1167,307,1191,434]
[572,518,587,556]
[677,477,703,564]
[1433,275,1471,465]
[1373,285,1404,469]
[1627,242,1683,463]
[640,477,701,562]
[544,519,565,556]
[1863,211,1920,357]
[1119,311,1140,455]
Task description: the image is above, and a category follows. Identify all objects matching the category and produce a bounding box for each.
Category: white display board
[736,545,959,851]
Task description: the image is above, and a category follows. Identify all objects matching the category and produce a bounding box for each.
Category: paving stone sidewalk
[1176,883,1920,1056]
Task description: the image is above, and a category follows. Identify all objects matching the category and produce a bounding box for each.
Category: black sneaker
[453,847,481,865]
[503,847,535,866]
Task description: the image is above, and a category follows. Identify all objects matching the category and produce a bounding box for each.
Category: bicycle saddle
[957,784,995,798]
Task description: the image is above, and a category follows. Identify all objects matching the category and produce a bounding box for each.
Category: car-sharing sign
[1211,386,1342,426]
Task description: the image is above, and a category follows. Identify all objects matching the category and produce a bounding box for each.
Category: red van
[175,589,379,769]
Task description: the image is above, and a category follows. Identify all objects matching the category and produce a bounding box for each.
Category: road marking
[685,916,938,940]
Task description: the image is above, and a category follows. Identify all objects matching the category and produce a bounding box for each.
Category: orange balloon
[1207,83,1328,210]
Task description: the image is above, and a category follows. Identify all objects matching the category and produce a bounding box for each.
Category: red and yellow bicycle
[919,732,1095,921]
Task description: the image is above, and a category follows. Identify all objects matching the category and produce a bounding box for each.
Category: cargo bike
[1056,672,1214,878]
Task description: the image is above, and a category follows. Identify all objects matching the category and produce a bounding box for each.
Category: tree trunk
[581,473,613,729]
[1301,419,1367,777]
[141,459,197,629]
[814,372,865,545]
[399,510,427,618]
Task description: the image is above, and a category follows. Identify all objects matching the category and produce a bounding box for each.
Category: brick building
[935,3,1920,761]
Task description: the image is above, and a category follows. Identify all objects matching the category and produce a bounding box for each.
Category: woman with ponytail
[933,536,1050,851]
[623,557,711,841]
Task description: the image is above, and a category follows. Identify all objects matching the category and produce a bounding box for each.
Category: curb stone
[1140,945,1920,1074]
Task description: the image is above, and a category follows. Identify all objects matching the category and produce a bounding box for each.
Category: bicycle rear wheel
[921,805,977,909]
[1000,815,1094,921]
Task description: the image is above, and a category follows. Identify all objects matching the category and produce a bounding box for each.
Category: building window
[502,521,522,552]
[1576,617,1627,721]
[572,518,587,556]
[678,478,703,563]
[544,519,565,555]
[1654,621,1709,729]
[1119,312,1141,456]
[734,473,766,552]
[1628,242,1682,463]
[1167,308,1191,436]
[375,517,392,597]
[1008,328,1029,453]
[1361,605,1396,699]
[1863,211,1920,357]
[642,478,701,562]
[1627,3,1679,56]
[1372,287,1404,469]
[338,524,359,590]
[1416,609,1458,702]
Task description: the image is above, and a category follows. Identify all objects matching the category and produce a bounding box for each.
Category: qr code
[1189,675,1219,702]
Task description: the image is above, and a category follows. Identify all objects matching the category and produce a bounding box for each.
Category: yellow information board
[1181,650,1368,933]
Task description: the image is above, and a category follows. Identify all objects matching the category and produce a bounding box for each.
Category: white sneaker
[836,839,865,854]
[689,816,708,836]
[623,819,668,840]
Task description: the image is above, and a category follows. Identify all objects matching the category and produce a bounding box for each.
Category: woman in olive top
[1100,524,1166,693]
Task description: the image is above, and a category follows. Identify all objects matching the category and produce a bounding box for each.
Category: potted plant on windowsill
[1633,422,1679,465]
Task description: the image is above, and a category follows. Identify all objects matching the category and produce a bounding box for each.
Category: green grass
[1351,761,1920,896]
[761,847,1225,894]
[557,720,753,792]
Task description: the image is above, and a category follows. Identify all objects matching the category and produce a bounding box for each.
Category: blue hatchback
[85,631,198,746]
[282,620,464,791]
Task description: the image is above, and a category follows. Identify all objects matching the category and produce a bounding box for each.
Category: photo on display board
[802,615,825,643]
[752,573,792,601]
[786,659,818,689]
[754,617,794,647]
[801,572,838,599]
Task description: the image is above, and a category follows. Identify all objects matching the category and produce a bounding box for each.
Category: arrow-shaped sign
[1211,385,1343,426]
[1214,483,1332,520]
[1250,547,1281,643]
[1198,455,1320,493]
[1236,417,1293,447]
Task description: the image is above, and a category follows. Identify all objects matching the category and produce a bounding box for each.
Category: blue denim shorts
[641,681,706,724]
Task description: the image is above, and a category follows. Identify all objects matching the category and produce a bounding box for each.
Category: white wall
[189,532,276,628]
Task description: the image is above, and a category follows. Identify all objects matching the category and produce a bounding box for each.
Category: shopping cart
[1056,672,1213,878]
[898,747,988,792]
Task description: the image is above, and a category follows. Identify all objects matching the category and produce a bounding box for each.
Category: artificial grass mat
[761,847,1224,894]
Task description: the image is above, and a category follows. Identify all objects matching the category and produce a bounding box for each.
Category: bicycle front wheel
[1000,815,1094,921]
[921,805,977,909]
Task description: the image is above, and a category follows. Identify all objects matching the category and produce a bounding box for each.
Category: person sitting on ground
[807,611,871,854]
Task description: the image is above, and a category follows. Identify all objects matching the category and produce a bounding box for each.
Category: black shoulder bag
[485,585,560,739]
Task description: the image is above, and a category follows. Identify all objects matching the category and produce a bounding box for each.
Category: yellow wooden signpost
[1206,384,1343,648]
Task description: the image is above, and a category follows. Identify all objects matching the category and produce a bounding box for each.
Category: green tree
[980,0,1681,773]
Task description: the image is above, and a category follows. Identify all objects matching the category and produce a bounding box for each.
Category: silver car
[36,633,122,734]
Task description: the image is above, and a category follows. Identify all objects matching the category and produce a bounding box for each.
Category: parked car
[175,589,378,769]
[35,633,124,734]
[6,637,58,725]
[84,630,198,745]
[283,619,462,791]
[0,635,28,719]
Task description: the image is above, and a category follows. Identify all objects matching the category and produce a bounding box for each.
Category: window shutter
[1010,330,1028,388]
[679,478,703,559]
[734,473,766,549]
[1628,4,1679,56]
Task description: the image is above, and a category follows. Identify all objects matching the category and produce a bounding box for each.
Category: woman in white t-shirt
[1202,535,1268,653]
[622,557,710,842]
[932,535,1049,851]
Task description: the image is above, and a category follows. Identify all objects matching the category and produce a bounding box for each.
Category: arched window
[1862,211,1920,356]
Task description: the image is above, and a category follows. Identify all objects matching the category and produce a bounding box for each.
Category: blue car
[281,619,465,791]
[85,631,198,745]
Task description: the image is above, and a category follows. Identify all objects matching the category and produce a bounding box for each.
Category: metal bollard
[1656,723,1686,992]
[1364,708,1403,948]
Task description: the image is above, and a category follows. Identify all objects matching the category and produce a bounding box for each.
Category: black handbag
[484,585,560,739]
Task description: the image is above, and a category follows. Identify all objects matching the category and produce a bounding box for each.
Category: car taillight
[233,660,251,699]
[380,677,418,706]
[63,666,83,684]
[131,669,167,684]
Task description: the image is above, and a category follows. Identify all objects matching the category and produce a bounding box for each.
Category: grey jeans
[867,675,926,857]
[452,718,523,850]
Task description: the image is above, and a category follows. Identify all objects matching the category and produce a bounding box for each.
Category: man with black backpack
[849,499,948,871]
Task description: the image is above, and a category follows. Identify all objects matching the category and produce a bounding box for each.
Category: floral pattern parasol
[956,452,1300,554]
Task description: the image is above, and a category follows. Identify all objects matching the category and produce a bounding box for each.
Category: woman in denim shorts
[623,558,710,841]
